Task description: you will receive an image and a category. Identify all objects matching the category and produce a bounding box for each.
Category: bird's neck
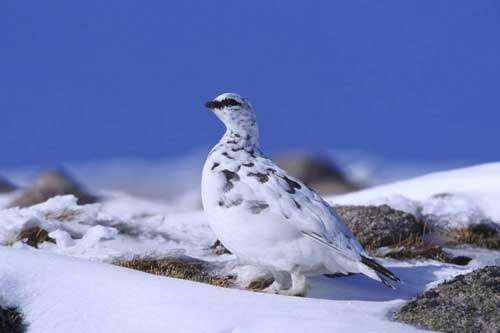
[220,127,260,150]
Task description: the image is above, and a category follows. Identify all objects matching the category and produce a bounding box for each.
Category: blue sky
[1,1,499,168]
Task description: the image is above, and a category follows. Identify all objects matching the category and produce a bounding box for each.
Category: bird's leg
[277,272,309,297]
[261,270,291,294]
[262,270,309,297]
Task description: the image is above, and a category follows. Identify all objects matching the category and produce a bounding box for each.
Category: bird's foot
[261,272,309,297]
[261,280,283,294]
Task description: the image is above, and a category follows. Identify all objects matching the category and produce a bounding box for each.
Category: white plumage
[201,93,399,295]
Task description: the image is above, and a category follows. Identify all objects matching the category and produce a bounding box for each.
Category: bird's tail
[358,255,400,289]
[300,231,400,288]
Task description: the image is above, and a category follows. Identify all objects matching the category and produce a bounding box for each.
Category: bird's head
[205,93,258,140]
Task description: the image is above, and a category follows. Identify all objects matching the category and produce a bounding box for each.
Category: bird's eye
[222,98,242,107]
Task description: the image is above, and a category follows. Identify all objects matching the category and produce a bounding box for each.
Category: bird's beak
[205,100,217,109]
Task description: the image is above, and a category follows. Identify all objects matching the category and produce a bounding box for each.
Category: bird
[201,93,399,296]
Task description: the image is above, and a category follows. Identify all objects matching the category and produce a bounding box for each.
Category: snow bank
[329,162,500,228]
[0,247,439,333]
[0,195,215,261]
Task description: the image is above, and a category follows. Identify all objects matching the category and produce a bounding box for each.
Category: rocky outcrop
[8,170,97,208]
[396,266,500,333]
[334,204,472,264]
[0,307,26,333]
[274,153,361,195]
[335,204,425,250]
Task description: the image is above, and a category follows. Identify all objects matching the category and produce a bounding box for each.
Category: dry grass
[246,276,275,291]
[382,235,471,265]
[44,208,77,222]
[16,226,55,249]
[447,224,500,249]
[113,257,234,288]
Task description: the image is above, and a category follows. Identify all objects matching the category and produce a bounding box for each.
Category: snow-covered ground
[330,162,500,229]
[1,248,449,333]
[0,162,499,332]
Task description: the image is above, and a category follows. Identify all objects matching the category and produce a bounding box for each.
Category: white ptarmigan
[201,93,399,295]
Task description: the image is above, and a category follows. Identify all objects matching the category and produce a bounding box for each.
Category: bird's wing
[228,154,366,262]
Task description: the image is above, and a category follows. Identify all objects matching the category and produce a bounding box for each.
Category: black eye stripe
[205,98,242,109]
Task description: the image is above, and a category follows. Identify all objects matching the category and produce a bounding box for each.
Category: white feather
[202,93,397,288]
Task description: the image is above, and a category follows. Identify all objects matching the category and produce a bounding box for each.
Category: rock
[447,256,474,266]
[113,256,234,288]
[0,177,17,193]
[211,240,232,255]
[0,307,26,333]
[335,204,425,250]
[273,152,361,195]
[447,223,500,250]
[396,266,500,333]
[8,169,98,208]
[334,204,471,264]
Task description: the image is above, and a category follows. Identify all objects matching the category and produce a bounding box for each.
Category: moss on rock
[335,204,425,250]
[396,266,500,333]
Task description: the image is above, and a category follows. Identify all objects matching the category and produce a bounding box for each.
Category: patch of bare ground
[447,223,500,250]
[112,257,234,288]
[379,235,471,265]
[16,226,55,248]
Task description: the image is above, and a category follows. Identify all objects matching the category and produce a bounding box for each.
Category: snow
[0,191,18,208]
[0,162,499,332]
[0,195,214,261]
[330,162,500,228]
[0,247,445,333]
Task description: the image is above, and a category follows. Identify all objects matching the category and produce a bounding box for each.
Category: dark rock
[16,226,55,249]
[0,307,26,333]
[113,256,234,288]
[335,204,472,264]
[447,223,500,250]
[448,256,473,266]
[8,169,98,208]
[274,152,362,195]
[335,204,425,250]
[211,240,232,255]
[0,177,17,193]
[396,266,500,333]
